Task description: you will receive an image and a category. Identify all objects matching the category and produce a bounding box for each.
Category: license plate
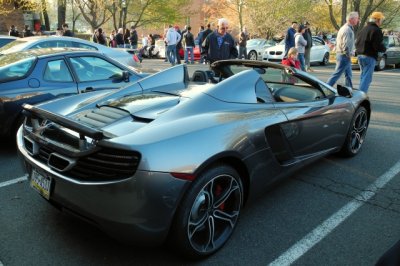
[30,169,52,200]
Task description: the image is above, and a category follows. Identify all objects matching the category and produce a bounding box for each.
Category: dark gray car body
[17,60,370,248]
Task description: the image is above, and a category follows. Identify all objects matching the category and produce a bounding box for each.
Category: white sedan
[238,38,276,60]
[263,37,330,65]
[0,36,141,68]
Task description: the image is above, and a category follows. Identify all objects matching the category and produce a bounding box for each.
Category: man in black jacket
[355,11,386,93]
[202,18,238,65]
[303,21,313,71]
[129,26,138,49]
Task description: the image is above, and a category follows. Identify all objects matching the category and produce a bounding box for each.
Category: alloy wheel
[187,173,242,253]
[349,108,368,154]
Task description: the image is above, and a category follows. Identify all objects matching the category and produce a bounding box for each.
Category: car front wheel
[339,106,369,157]
[170,164,243,259]
[248,50,257,60]
[320,52,329,65]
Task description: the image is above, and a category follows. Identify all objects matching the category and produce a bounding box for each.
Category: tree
[58,0,66,28]
[41,0,50,30]
[74,0,111,31]
[326,0,400,35]
[107,0,190,31]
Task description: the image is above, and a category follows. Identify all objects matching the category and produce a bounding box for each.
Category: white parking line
[0,175,28,188]
[269,160,400,266]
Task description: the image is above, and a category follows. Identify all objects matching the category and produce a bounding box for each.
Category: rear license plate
[30,169,52,200]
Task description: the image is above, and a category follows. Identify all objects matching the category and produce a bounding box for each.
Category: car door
[28,57,79,100]
[310,38,325,63]
[272,82,354,158]
[385,36,400,65]
[67,55,136,93]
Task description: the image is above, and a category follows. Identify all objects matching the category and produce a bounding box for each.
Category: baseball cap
[370,12,385,20]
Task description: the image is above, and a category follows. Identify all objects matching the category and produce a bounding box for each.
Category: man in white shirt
[165,25,181,65]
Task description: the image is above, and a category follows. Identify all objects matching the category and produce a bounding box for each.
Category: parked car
[0,35,17,48]
[263,36,330,65]
[18,59,370,258]
[0,48,144,138]
[329,35,400,71]
[178,39,201,61]
[239,38,276,60]
[0,35,141,68]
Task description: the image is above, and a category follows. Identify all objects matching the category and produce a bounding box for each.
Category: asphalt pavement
[1,60,400,266]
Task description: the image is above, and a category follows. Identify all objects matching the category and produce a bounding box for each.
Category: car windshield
[382,36,389,47]
[0,53,36,82]
[247,39,264,46]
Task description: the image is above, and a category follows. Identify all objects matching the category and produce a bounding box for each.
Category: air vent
[75,106,129,128]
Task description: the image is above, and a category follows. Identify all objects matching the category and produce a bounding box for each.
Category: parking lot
[1,61,400,265]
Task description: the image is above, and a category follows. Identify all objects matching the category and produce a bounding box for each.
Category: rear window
[0,53,36,82]
[0,39,27,53]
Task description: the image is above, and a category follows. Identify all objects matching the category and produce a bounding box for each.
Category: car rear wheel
[375,56,386,71]
[170,164,243,259]
[320,52,329,65]
[339,106,369,157]
[248,50,257,60]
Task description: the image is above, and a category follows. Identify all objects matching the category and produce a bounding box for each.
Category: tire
[375,56,386,71]
[320,52,329,66]
[248,50,257,60]
[170,164,243,259]
[339,106,369,157]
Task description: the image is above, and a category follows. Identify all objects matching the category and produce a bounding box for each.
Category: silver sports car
[17,60,370,258]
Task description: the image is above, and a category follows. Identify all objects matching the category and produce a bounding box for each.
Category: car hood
[266,44,284,52]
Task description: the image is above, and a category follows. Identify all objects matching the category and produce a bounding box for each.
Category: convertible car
[17,60,370,258]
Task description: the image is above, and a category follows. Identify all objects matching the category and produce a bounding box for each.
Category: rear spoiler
[22,104,104,141]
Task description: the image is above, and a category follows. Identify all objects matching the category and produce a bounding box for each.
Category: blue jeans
[358,55,376,93]
[327,54,353,88]
[167,44,176,65]
[238,46,247,59]
[298,53,306,71]
[184,47,194,63]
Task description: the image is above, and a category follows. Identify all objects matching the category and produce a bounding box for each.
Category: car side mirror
[337,84,353,98]
[122,71,130,82]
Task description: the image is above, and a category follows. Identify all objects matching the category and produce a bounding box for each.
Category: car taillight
[133,54,139,62]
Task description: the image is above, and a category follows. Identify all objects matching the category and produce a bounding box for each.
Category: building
[0,2,24,35]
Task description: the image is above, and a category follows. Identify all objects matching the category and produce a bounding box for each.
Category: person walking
[197,26,205,63]
[115,28,125,48]
[303,21,313,71]
[183,26,195,64]
[175,26,183,64]
[201,23,213,63]
[129,26,138,49]
[202,18,238,65]
[165,25,181,66]
[326,12,359,89]
[238,26,249,59]
[295,24,307,71]
[284,21,297,58]
[355,12,386,93]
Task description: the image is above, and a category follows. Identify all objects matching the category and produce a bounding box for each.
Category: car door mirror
[122,71,130,82]
[337,84,353,98]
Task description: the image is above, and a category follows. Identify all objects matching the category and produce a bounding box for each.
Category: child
[281,47,301,69]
